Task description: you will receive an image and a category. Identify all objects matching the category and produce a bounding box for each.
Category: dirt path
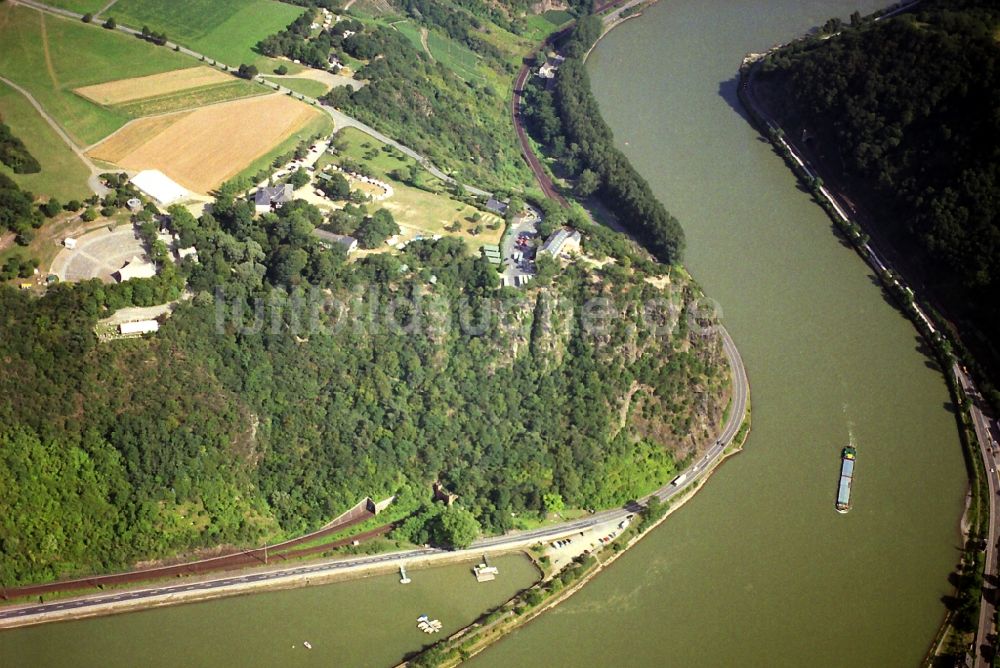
[419,27,435,62]
[95,0,118,18]
[0,74,109,196]
[39,12,60,89]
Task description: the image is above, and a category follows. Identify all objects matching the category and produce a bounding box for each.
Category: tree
[103,17,116,29]
[318,172,350,200]
[433,505,481,549]
[237,64,259,80]
[355,208,399,248]
[288,168,310,190]
[575,168,600,197]
[274,64,288,75]
[82,13,92,23]
[543,492,565,515]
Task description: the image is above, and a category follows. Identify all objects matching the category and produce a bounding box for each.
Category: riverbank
[738,36,993,666]
[402,404,751,667]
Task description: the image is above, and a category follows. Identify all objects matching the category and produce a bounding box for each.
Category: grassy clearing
[109,0,304,70]
[113,79,265,116]
[542,9,574,26]
[0,4,193,145]
[324,127,503,251]
[42,0,107,14]
[261,76,329,98]
[0,81,91,201]
[426,30,486,83]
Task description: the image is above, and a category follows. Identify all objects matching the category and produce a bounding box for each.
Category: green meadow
[0,81,91,201]
[0,3,192,145]
[109,0,305,70]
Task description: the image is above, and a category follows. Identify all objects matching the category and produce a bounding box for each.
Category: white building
[63,237,78,250]
[119,320,159,336]
[539,228,582,258]
[114,256,157,282]
[131,170,189,206]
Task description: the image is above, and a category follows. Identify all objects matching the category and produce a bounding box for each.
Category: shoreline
[737,22,994,665]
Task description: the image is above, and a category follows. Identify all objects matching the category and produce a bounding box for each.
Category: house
[254,184,293,214]
[313,229,358,254]
[114,256,157,282]
[539,228,582,258]
[63,237,78,250]
[485,197,508,216]
[176,246,199,263]
[119,320,159,336]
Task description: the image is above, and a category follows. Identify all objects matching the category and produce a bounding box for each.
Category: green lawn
[0,81,91,201]
[109,0,305,70]
[324,127,504,251]
[0,4,193,145]
[261,76,329,98]
[43,0,107,13]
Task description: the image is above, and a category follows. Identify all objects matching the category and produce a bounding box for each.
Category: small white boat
[303,641,312,650]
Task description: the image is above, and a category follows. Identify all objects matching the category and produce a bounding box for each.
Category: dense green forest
[757,0,1000,399]
[0,180,725,585]
[521,17,686,264]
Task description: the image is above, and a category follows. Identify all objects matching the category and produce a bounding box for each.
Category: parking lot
[50,225,147,283]
[501,206,541,287]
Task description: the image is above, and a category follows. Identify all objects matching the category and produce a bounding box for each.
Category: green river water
[0,1,970,666]
[0,555,538,667]
[471,1,968,666]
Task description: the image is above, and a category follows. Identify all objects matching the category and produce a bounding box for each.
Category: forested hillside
[757,0,1000,398]
[0,183,726,585]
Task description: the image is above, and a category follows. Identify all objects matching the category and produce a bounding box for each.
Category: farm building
[313,230,358,254]
[131,170,189,206]
[114,256,157,282]
[119,320,159,336]
[485,197,508,216]
[539,228,582,258]
[480,244,502,266]
[254,184,293,214]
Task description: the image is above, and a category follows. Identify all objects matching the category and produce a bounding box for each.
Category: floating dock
[836,446,856,514]
[473,555,499,582]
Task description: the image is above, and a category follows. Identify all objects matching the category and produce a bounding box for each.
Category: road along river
[470,1,968,666]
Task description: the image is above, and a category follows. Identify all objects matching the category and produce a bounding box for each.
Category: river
[0,554,538,667]
[0,2,969,666]
[469,1,968,666]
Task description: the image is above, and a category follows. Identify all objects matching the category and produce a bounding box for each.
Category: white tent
[131,170,189,206]
[119,320,159,335]
[115,256,157,282]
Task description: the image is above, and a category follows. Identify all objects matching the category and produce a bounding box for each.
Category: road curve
[13,0,491,199]
[0,323,748,626]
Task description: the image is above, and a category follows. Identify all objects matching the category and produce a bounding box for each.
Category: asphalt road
[0,324,748,625]
[13,0,491,200]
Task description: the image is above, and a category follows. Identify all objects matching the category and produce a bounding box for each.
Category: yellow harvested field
[88,94,324,193]
[75,66,234,105]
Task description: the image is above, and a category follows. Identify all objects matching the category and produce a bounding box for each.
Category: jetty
[473,556,499,583]
[399,564,411,584]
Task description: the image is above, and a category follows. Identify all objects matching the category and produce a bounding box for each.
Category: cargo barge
[836,446,856,514]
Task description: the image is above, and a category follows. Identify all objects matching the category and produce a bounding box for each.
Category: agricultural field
[108,0,305,70]
[88,93,326,193]
[325,127,503,251]
[0,81,91,201]
[0,3,192,145]
[75,66,233,105]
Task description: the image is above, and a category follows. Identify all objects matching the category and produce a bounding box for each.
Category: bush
[82,13,92,23]
[81,208,98,222]
[64,200,82,212]
[274,64,288,75]
[103,17,116,29]
[40,199,62,218]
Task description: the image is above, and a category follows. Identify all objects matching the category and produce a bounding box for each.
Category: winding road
[11,0,491,199]
[0,323,748,627]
